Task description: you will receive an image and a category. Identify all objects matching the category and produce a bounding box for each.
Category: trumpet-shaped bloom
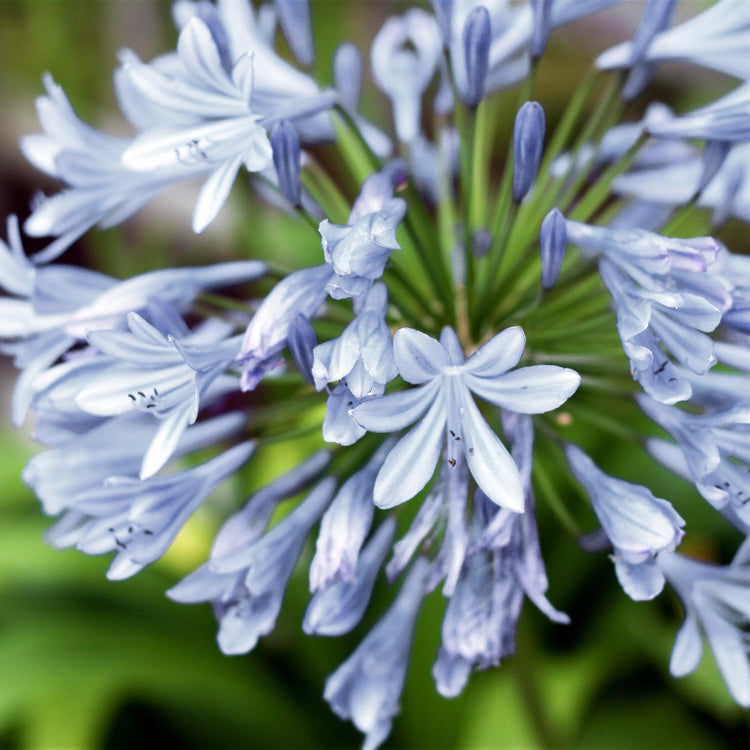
[566,443,685,600]
[312,283,397,398]
[597,0,750,81]
[659,546,750,707]
[238,263,333,390]
[371,9,441,142]
[324,557,429,750]
[304,518,396,637]
[320,199,406,300]
[47,441,254,580]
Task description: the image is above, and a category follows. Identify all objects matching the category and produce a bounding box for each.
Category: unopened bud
[540,208,567,289]
[512,101,545,203]
[270,119,302,206]
[461,6,490,108]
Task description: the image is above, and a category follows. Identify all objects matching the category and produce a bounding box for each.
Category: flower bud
[512,101,545,203]
[540,207,567,289]
[461,6,490,108]
[270,119,302,206]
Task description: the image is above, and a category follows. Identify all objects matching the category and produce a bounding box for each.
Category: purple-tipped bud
[432,0,454,43]
[530,0,553,60]
[540,208,567,289]
[512,101,545,203]
[270,119,302,206]
[461,6,491,108]
[333,42,362,112]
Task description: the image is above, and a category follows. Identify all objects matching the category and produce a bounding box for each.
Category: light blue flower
[639,394,750,523]
[23,411,244,516]
[312,283,397,398]
[117,15,336,232]
[371,8,441,142]
[171,477,335,655]
[597,0,750,81]
[168,450,330,623]
[646,437,750,531]
[433,413,568,697]
[646,82,750,143]
[613,142,750,225]
[47,440,254,581]
[31,311,242,479]
[352,326,580,510]
[170,0,332,141]
[304,518,396,637]
[309,442,391,591]
[238,263,332,390]
[659,544,750,707]
[320,196,406,300]
[20,75,204,262]
[323,557,429,750]
[566,443,685,600]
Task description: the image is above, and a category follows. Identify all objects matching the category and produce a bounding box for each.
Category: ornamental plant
[3,0,750,747]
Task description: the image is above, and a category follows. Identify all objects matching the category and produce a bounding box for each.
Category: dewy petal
[458,384,524,512]
[372,387,446,509]
[393,328,451,383]
[466,366,580,413]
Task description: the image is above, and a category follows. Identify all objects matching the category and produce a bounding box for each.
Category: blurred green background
[1,1,748,748]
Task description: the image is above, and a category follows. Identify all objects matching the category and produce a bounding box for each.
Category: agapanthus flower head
[7,1,750,746]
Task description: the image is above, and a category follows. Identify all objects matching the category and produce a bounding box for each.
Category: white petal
[372,388,446,508]
[393,328,450,384]
[465,327,526,377]
[701,606,750,707]
[458,386,524,512]
[140,405,195,479]
[192,153,244,233]
[669,615,704,677]
[466,366,580,413]
[351,380,439,432]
